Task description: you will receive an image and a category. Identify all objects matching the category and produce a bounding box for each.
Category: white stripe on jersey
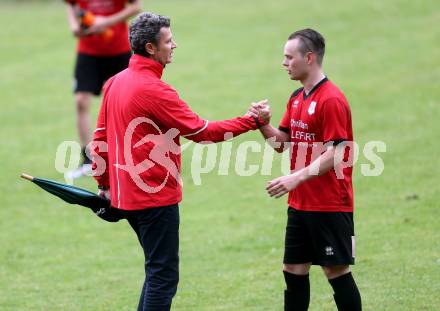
[182,120,209,137]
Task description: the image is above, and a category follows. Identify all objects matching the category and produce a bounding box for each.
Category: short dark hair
[288,28,325,65]
[129,12,171,57]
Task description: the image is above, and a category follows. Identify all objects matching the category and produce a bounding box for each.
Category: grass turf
[0,0,439,310]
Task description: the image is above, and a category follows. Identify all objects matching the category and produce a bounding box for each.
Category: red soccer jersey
[279,78,354,212]
[69,0,132,56]
[92,55,260,210]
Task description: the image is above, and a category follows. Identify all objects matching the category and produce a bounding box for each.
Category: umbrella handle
[21,173,34,181]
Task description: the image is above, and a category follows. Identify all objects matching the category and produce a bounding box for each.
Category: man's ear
[305,52,315,65]
[145,42,156,56]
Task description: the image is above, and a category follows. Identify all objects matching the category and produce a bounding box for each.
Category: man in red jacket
[91,12,268,311]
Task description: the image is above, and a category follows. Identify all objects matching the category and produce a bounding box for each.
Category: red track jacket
[92,54,260,210]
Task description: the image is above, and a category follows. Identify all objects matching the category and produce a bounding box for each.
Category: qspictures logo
[54,118,386,193]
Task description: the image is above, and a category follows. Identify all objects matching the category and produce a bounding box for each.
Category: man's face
[151,27,177,66]
[282,38,310,81]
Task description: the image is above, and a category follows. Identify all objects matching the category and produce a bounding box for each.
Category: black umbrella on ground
[20,173,123,222]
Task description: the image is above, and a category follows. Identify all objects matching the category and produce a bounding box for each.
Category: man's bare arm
[86,0,142,34]
[266,146,338,198]
[258,124,290,153]
[66,4,85,37]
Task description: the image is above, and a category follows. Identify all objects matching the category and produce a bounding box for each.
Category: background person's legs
[72,52,131,170]
[75,91,93,163]
[72,53,102,173]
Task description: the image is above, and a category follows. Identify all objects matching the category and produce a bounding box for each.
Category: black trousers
[122,204,180,311]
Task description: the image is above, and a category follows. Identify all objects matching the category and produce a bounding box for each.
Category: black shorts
[283,207,355,266]
[73,52,131,96]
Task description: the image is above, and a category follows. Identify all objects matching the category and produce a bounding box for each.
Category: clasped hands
[246,99,304,198]
[245,99,272,125]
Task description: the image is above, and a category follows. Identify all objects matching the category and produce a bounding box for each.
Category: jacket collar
[129,54,164,78]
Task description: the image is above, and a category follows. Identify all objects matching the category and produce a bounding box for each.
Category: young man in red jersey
[64,0,141,177]
[91,12,268,311]
[249,29,361,311]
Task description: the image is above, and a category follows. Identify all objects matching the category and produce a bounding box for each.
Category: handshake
[245,99,272,126]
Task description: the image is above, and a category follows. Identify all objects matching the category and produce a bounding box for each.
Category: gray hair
[129,12,171,57]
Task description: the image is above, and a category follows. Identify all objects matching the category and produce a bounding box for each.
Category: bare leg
[75,92,93,149]
[322,265,350,280]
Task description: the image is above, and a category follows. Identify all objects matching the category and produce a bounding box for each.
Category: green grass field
[1,0,439,310]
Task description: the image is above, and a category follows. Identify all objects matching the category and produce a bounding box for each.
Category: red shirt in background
[69,0,132,56]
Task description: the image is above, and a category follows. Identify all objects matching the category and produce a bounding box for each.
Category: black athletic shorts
[283,207,355,266]
[73,52,131,96]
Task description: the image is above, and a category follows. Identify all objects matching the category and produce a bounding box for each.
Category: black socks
[329,272,362,311]
[283,271,310,311]
[283,270,361,311]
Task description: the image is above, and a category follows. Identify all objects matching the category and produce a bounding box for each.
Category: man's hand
[68,17,86,37]
[266,172,305,198]
[98,189,111,201]
[85,16,111,35]
[71,24,87,37]
[246,99,271,125]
